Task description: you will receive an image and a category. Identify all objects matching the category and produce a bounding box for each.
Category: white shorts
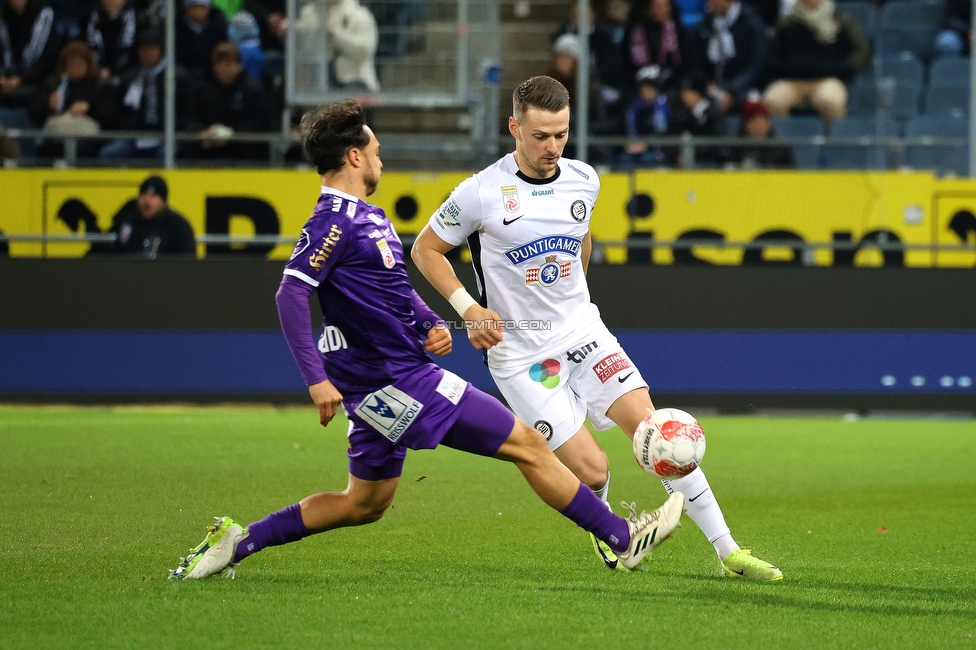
[490,324,648,450]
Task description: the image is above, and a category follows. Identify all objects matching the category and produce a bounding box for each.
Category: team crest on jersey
[570,200,587,222]
[289,228,311,261]
[376,239,396,268]
[525,255,571,287]
[501,185,520,213]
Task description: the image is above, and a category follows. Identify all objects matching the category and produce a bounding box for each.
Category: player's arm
[411,225,504,351]
[582,229,592,276]
[275,275,343,426]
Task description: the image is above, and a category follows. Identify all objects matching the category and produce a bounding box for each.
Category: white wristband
[448,287,478,318]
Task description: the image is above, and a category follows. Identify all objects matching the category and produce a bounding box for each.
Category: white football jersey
[428,153,603,368]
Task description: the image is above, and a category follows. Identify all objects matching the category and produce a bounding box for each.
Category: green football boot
[169,516,246,580]
[590,533,628,571]
[722,549,783,582]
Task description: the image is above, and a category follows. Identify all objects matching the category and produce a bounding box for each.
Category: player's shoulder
[467,154,515,191]
[307,188,364,227]
[558,157,599,187]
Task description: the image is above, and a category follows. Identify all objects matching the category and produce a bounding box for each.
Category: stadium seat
[771,116,824,169]
[876,53,925,87]
[879,0,943,28]
[904,118,970,176]
[838,1,877,41]
[930,56,971,88]
[823,116,898,170]
[849,75,921,119]
[879,26,939,60]
[926,86,971,117]
[725,115,741,135]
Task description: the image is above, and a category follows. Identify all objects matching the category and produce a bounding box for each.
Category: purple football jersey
[283,188,436,397]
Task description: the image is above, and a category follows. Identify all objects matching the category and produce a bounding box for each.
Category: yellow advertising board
[0,168,973,267]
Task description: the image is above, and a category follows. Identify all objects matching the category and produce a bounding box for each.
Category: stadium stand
[771,115,824,170]
[930,56,971,87]
[823,116,898,170]
[926,84,971,116]
[879,0,944,29]
[904,116,970,176]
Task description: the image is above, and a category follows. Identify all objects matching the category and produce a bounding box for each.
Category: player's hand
[462,304,504,350]
[308,379,343,427]
[425,324,452,357]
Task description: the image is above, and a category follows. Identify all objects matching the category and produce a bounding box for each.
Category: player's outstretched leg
[169,477,397,580]
[490,416,684,572]
[662,467,782,582]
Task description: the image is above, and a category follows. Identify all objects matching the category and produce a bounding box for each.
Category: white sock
[661,467,739,560]
[593,471,610,508]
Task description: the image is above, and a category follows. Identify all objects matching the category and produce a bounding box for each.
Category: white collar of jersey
[320,186,361,204]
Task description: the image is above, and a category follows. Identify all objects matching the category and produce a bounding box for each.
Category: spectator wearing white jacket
[295,0,379,92]
[328,0,379,92]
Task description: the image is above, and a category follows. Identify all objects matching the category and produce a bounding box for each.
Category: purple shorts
[345,364,515,481]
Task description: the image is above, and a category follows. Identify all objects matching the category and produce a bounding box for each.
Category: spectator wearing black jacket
[176,0,228,79]
[185,41,270,160]
[106,175,196,258]
[100,27,188,159]
[728,97,795,168]
[763,0,869,125]
[627,0,689,94]
[0,0,61,111]
[85,0,137,80]
[690,0,769,114]
[669,71,728,166]
[935,0,971,57]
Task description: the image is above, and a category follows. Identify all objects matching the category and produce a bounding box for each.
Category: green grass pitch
[1,405,974,649]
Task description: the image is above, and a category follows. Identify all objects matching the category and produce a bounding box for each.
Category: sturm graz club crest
[534,420,554,441]
[570,200,586,222]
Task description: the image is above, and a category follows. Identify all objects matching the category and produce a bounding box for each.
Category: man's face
[213,59,242,86]
[64,55,89,81]
[360,126,383,197]
[138,44,162,67]
[510,106,570,178]
[138,192,165,219]
[650,0,671,23]
[101,0,127,16]
[186,4,209,24]
[552,52,576,77]
[638,83,658,102]
[7,0,27,14]
[707,0,732,17]
[799,0,820,8]
[681,88,702,108]
[745,114,771,137]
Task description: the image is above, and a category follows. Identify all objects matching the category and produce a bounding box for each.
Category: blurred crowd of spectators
[0,0,379,162]
[546,0,969,168]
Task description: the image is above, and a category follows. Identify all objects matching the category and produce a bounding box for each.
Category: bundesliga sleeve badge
[376,239,396,268]
[501,185,520,213]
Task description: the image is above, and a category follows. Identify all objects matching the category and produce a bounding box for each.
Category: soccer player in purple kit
[168,99,685,580]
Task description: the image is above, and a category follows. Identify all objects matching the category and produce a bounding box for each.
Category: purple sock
[560,483,631,554]
[233,502,309,563]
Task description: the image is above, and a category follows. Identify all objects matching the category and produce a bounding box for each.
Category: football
[632,408,706,479]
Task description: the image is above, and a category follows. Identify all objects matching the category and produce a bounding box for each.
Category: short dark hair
[512,76,570,121]
[300,100,371,175]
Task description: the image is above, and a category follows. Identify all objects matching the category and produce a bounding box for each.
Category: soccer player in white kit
[412,76,782,580]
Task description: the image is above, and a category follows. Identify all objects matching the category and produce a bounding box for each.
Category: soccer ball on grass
[632,408,705,479]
